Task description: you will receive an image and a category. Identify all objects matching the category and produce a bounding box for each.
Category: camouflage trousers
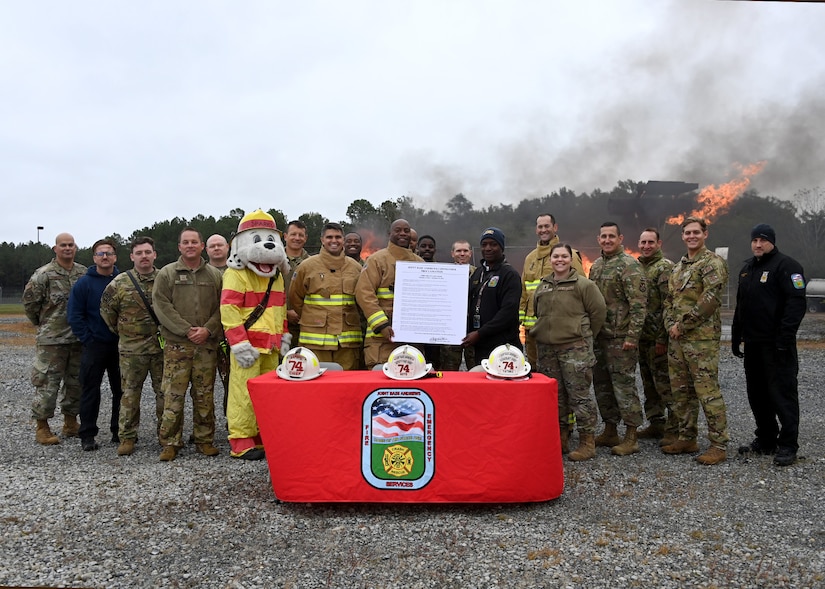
[593,337,643,427]
[536,339,598,434]
[440,345,475,371]
[118,352,164,441]
[312,347,360,371]
[525,334,538,367]
[216,340,231,414]
[668,338,728,448]
[639,339,677,435]
[158,343,217,448]
[31,342,82,420]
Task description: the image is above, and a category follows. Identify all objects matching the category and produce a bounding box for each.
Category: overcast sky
[2,1,824,248]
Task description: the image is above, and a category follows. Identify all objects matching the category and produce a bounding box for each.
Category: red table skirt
[248,371,563,503]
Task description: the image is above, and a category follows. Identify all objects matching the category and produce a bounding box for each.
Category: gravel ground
[1,314,824,589]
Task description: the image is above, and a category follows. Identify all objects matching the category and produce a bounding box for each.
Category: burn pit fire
[667,161,766,225]
[357,229,384,260]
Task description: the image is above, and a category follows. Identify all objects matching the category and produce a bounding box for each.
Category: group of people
[23,213,806,469]
[521,214,806,467]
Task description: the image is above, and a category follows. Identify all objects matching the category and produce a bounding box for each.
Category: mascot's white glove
[231,342,260,369]
[280,332,292,357]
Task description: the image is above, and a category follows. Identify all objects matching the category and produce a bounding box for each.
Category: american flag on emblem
[371,398,424,442]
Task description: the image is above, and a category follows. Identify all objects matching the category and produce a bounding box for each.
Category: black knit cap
[750,223,776,245]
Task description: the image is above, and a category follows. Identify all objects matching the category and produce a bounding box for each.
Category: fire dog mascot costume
[221,209,291,460]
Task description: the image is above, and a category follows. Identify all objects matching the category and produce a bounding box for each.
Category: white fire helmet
[481,344,531,379]
[382,345,432,380]
[276,347,327,381]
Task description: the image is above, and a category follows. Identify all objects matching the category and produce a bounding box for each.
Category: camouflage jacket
[588,246,647,343]
[638,249,674,345]
[100,268,162,356]
[664,246,729,341]
[22,258,87,345]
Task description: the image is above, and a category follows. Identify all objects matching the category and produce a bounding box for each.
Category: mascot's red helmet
[237,209,278,234]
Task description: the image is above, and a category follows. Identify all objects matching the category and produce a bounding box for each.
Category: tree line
[2,182,823,299]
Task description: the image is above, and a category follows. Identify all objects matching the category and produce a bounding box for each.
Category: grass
[0,303,24,315]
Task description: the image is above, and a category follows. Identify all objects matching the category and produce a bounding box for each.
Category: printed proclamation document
[392,262,469,345]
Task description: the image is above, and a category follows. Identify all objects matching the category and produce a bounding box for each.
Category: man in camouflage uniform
[441,239,476,370]
[153,227,223,462]
[589,222,648,456]
[22,232,86,445]
[520,214,584,366]
[206,234,229,272]
[205,234,230,411]
[662,216,730,466]
[100,237,164,456]
[636,228,677,445]
[283,220,311,349]
[355,219,423,369]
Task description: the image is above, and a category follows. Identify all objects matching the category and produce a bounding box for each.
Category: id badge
[473,314,481,329]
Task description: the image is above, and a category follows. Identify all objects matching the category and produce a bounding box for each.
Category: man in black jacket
[732,224,807,466]
[462,228,522,364]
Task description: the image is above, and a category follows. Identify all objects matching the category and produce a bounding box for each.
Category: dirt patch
[0,315,36,347]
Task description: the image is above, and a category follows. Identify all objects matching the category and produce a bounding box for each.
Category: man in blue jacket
[732,224,807,467]
[68,238,123,451]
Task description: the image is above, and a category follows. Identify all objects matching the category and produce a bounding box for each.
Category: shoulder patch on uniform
[791,274,806,289]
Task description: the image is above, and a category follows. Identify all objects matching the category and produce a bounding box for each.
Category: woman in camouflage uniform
[531,244,607,461]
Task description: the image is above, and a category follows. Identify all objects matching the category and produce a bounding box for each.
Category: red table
[248,371,563,503]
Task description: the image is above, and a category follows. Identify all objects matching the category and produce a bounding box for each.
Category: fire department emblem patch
[382,444,414,477]
[361,389,435,490]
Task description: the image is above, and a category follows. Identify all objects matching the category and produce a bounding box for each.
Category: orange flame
[358,229,384,260]
[666,161,766,225]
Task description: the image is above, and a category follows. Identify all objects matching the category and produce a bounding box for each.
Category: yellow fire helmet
[276,347,327,381]
[382,345,433,380]
[481,344,531,379]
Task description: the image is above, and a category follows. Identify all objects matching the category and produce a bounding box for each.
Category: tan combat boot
[559,426,570,454]
[568,433,596,461]
[196,443,220,457]
[117,439,136,456]
[696,446,726,465]
[611,426,640,456]
[637,421,664,439]
[159,446,178,462]
[595,422,621,447]
[35,420,59,445]
[661,439,699,454]
[659,431,679,447]
[62,414,79,438]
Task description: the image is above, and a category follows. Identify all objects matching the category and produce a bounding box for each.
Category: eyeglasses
[94,252,116,258]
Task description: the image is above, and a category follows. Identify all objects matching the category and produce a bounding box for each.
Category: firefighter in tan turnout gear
[355,219,423,369]
[520,213,583,366]
[289,222,364,370]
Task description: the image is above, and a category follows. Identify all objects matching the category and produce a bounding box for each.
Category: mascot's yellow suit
[220,210,290,460]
